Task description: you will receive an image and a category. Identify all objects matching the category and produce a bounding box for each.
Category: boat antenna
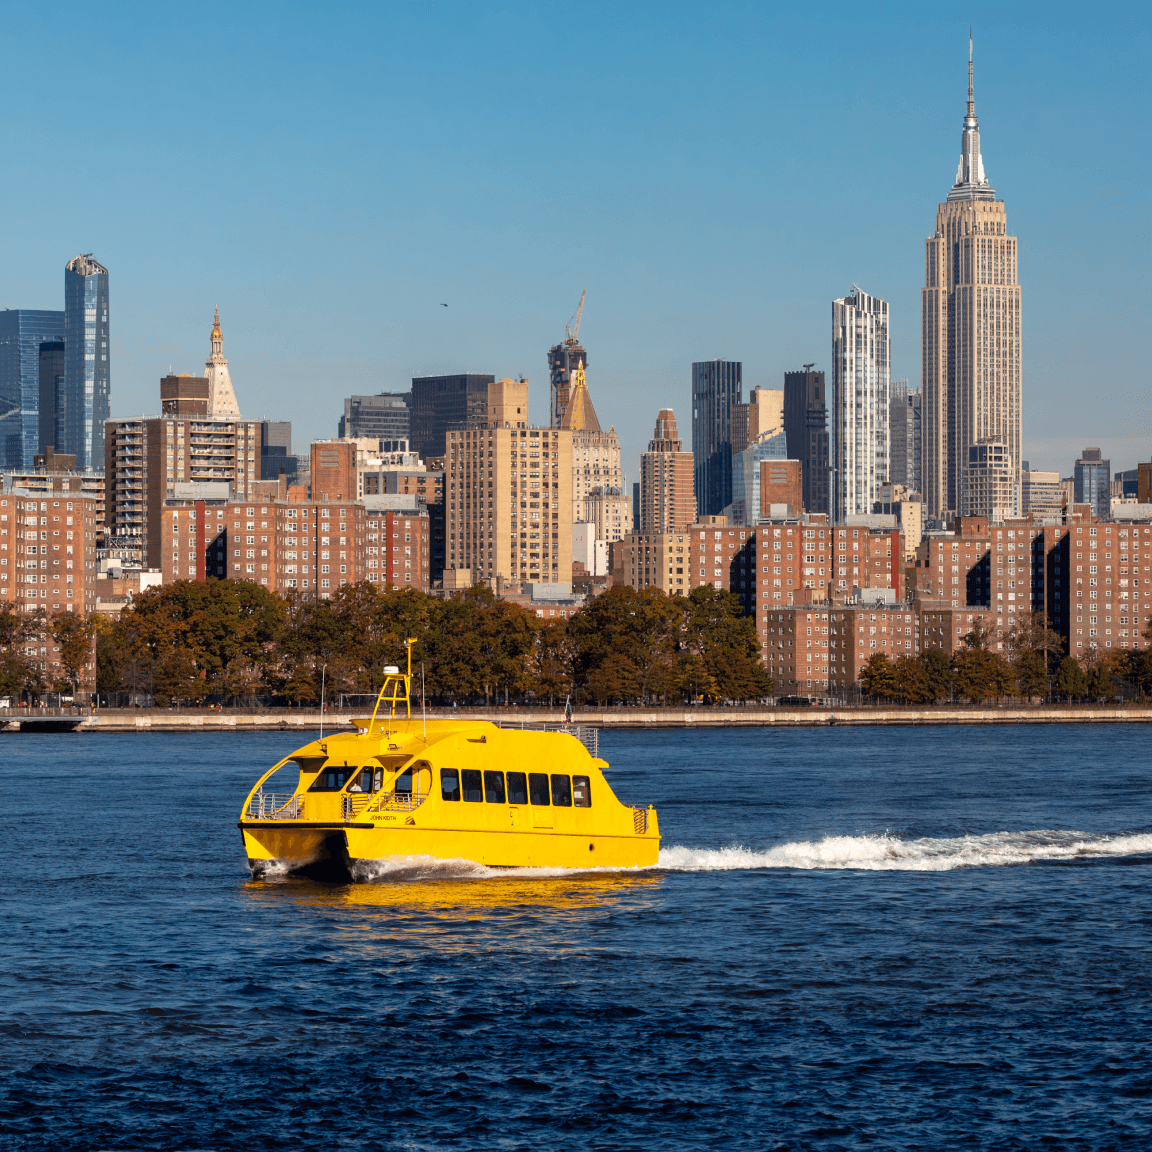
[319,664,327,740]
[422,662,426,741]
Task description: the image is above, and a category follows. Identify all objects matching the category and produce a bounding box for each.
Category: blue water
[3,726,1152,1150]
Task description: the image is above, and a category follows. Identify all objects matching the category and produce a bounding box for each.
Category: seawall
[6,706,1152,731]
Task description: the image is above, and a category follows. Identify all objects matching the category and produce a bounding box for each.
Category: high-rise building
[831,288,890,522]
[692,360,742,517]
[63,255,110,470]
[0,487,100,629]
[0,310,65,468]
[730,428,789,525]
[561,365,622,522]
[961,438,1015,523]
[105,367,260,569]
[338,393,411,441]
[548,293,588,429]
[260,420,296,482]
[731,388,783,456]
[889,379,922,492]
[922,40,1021,521]
[641,409,696,533]
[445,380,572,586]
[1074,448,1110,519]
[38,341,65,457]
[783,366,829,516]
[1021,467,1063,519]
[582,487,631,544]
[411,374,496,460]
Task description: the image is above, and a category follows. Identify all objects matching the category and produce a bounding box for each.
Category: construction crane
[565,290,586,344]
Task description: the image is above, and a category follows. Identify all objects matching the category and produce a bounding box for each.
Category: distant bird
[440,302,448,307]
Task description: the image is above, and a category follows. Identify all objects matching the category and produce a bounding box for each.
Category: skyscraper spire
[204,307,241,417]
[967,29,974,119]
[948,33,994,202]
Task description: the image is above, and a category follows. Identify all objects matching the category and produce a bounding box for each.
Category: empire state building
[922,40,1021,522]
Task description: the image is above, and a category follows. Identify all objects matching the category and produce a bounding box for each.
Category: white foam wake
[658,830,1152,872]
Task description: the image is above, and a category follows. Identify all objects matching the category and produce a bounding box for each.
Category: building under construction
[548,291,588,429]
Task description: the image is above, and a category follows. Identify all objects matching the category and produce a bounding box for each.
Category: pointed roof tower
[204,307,242,418]
[560,364,601,432]
[947,34,995,202]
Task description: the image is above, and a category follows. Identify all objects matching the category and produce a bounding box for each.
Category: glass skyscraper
[0,309,65,467]
[691,359,742,517]
[63,255,110,470]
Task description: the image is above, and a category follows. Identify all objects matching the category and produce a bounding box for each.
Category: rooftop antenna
[967,29,975,117]
[803,362,816,371]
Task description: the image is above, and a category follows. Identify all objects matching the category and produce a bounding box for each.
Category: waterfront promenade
[6,704,1152,731]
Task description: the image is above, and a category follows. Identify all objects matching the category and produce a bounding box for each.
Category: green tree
[1014,650,1050,700]
[859,653,897,701]
[529,618,574,705]
[1054,655,1087,702]
[680,585,770,702]
[568,585,683,705]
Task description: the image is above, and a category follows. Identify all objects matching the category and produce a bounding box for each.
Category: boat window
[507,772,528,805]
[573,775,591,808]
[461,769,483,803]
[484,770,506,804]
[394,770,413,794]
[529,773,550,806]
[348,767,376,793]
[550,774,572,807]
[307,766,355,792]
[373,767,385,792]
[441,768,459,801]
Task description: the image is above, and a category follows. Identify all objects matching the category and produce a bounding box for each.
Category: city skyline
[0,8,1144,486]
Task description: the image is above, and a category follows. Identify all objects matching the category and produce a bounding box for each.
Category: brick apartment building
[162,495,430,597]
[0,489,101,686]
[1067,520,1152,654]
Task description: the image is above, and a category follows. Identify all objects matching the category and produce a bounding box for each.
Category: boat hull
[241,821,659,879]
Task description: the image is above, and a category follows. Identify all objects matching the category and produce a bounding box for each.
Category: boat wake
[658,829,1152,872]
[341,829,1152,884]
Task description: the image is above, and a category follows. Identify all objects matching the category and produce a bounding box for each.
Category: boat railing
[353,791,429,818]
[246,792,304,820]
[493,721,599,758]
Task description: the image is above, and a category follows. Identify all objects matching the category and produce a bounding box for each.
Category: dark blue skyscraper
[0,309,65,467]
[691,359,742,517]
[63,254,110,470]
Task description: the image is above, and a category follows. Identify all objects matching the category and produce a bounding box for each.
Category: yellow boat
[239,640,660,881]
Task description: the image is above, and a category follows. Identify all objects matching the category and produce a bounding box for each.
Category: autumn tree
[859,653,897,701]
[918,648,954,703]
[951,646,1014,703]
[50,611,97,694]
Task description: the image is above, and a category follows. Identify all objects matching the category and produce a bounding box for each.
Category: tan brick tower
[923,38,1022,523]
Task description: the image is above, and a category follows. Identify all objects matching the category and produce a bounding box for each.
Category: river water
[2,726,1151,1150]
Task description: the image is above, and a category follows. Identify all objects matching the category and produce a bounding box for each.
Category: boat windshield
[308,766,358,792]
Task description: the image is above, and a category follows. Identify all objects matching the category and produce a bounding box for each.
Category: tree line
[0,604,97,699]
[858,612,1152,704]
[93,579,771,707]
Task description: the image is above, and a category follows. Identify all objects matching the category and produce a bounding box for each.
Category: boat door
[529,772,552,828]
[507,772,527,828]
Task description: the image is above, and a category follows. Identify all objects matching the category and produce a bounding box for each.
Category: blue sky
[1,1,1147,481]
